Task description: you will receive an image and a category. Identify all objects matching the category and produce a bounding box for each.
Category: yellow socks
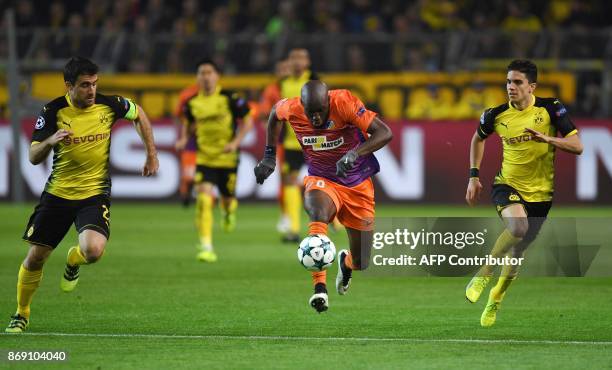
[16,265,43,319]
[490,252,522,302]
[480,229,522,276]
[222,197,238,232]
[283,185,302,234]
[67,246,88,266]
[490,275,516,302]
[197,193,214,250]
[223,198,237,216]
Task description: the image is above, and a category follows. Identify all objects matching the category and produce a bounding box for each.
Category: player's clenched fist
[254,145,277,184]
[336,150,359,178]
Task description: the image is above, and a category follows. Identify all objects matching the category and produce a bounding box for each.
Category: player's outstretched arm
[29,129,72,165]
[466,132,485,207]
[133,105,159,176]
[254,106,282,184]
[524,128,583,155]
[336,117,392,177]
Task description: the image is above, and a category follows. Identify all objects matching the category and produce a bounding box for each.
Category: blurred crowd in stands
[3,0,611,73]
[1,0,609,118]
[9,0,611,36]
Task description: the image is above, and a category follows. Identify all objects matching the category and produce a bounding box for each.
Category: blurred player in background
[258,59,290,121]
[183,59,253,262]
[255,81,392,313]
[258,59,290,225]
[465,60,583,327]
[174,83,199,207]
[277,48,319,243]
[5,57,159,333]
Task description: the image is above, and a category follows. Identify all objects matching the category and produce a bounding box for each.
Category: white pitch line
[10,332,612,346]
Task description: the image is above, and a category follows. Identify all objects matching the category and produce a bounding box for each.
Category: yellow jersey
[183,86,250,168]
[477,95,578,202]
[31,93,138,200]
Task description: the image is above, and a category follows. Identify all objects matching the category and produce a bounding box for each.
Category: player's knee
[508,219,528,239]
[24,246,51,270]
[23,255,46,271]
[305,207,333,223]
[82,241,106,263]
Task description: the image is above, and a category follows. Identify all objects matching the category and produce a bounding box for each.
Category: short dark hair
[195,58,219,73]
[64,57,99,85]
[507,59,537,83]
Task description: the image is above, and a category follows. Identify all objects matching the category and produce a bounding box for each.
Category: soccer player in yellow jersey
[183,60,253,262]
[277,48,319,242]
[464,60,583,327]
[5,57,159,333]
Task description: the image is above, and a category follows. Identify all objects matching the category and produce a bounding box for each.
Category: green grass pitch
[1,203,611,369]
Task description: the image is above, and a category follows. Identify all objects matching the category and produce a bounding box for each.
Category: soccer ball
[297,234,336,271]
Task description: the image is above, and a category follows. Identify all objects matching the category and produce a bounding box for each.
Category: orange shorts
[304,176,375,231]
[180,151,197,179]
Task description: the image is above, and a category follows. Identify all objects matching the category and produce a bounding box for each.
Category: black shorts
[195,165,237,197]
[491,184,552,217]
[282,149,304,174]
[491,184,552,243]
[23,192,111,249]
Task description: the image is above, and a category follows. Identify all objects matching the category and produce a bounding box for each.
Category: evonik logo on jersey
[302,136,344,151]
[63,132,110,145]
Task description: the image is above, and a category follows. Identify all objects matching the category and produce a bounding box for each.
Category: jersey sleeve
[338,90,376,132]
[182,99,195,124]
[174,94,188,118]
[477,108,495,139]
[228,92,251,119]
[547,99,577,137]
[31,104,59,143]
[103,95,139,121]
[274,98,291,121]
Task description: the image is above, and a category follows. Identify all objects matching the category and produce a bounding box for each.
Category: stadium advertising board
[0,120,610,203]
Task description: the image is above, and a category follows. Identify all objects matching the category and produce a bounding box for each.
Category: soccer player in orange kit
[254,81,392,312]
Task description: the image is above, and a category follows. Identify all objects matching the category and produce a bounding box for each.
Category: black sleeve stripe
[95,93,130,121]
[31,96,67,143]
[182,96,195,123]
[477,126,489,139]
[536,97,576,137]
[220,90,250,119]
[477,102,508,139]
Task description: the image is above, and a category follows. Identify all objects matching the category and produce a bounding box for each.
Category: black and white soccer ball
[297,234,336,271]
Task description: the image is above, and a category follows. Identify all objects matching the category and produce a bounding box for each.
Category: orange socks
[311,271,326,285]
[309,222,329,287]
[308,221,327,236]
[344,251,356,270]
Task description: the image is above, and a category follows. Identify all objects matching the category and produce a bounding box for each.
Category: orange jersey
[259,82,282,118]
[174,84,200,117]
[275,89,378,187]
[175,84,199,151]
